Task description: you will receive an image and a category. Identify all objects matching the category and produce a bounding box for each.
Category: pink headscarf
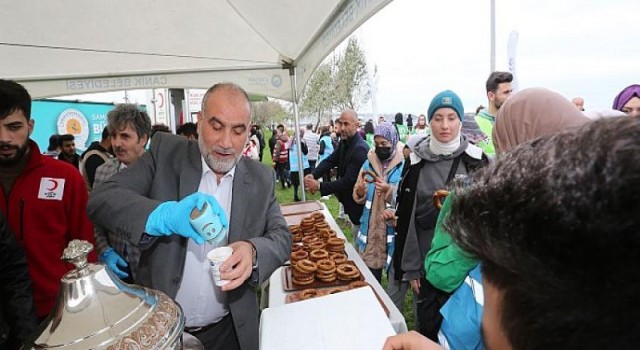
[493,88,591,154]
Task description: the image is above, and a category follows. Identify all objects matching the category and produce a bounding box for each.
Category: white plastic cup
[207,246,233,286]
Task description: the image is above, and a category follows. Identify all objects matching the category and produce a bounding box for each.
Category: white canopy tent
[1,0,390,100]
[2,0,391,200]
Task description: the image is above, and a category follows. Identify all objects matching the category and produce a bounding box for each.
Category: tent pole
[490,0,496,72]
[288,66,306,202]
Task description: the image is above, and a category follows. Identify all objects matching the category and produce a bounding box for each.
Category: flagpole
[490,0,496,72]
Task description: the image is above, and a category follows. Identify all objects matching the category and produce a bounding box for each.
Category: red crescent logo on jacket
[38,177,65,200]
[47,179,59,191]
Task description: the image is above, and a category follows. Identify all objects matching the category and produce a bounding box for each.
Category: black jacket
[80,141,112,188]
[312,133,369,225]
[268,133,278,158]
[0,214,38,349]
[392,149,487,280]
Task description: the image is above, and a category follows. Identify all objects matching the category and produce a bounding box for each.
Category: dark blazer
[312,133,369,224]
[88,133,291,350]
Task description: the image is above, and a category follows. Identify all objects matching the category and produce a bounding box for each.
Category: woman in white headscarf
[386,90,488,341]
[429,87,590,350]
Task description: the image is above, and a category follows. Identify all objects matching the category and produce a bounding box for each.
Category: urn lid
[30,240,185,349]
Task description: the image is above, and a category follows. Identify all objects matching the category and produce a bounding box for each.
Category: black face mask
[375,146,392,161]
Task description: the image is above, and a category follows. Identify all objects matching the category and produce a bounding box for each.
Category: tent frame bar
[287,65,306,202]
[14,65,282,83]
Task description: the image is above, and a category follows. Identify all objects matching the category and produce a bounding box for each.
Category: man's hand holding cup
[208,241,256,292]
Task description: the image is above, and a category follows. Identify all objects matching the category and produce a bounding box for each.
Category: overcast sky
[355,0,640,115]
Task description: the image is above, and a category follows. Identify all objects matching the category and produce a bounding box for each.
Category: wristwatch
[245,240,258,269]
[244,240,259,286]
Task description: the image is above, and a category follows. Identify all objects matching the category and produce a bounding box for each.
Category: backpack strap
[80,150,112,191]
[445,156,462,185]
[460,151,489,174]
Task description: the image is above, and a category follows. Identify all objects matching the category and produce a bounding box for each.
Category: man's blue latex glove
[100,247,129,279]
[144,192,228,245]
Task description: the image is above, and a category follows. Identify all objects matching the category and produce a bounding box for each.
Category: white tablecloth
[266,204,408,334]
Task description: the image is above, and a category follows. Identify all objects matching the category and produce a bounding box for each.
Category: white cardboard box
[260,287,396,350]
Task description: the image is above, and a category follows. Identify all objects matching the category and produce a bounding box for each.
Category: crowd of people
[0,75,638,350]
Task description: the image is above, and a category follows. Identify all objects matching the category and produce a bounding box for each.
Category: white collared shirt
[175,156,235,327]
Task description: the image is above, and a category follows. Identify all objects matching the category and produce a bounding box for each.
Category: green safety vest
[395,124,409,143]
[474,111,495,157]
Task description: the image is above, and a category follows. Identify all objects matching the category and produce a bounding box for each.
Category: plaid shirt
[93,158,141,279]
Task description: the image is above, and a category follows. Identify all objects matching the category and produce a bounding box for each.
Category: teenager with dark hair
[384,116,640,349]
[448,116,640,349]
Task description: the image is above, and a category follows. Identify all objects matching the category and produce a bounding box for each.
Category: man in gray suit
[93,104,152,282]
[88,82,291,350]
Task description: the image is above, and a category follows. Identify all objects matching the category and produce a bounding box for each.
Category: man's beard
[0,142,29,166]
[199,138,242,175]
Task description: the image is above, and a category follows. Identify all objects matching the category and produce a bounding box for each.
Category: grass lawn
[261,130,415,330]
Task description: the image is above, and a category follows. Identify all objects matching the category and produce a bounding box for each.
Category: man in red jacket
[0,79,96,320]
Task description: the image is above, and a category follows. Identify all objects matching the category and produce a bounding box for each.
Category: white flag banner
[152,88,169,126]
[507,31,520,92]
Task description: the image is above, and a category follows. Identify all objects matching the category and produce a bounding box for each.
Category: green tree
[251,100,289,128]
[334,37,370,111]
[300,62,334,126]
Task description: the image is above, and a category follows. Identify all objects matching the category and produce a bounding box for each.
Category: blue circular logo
[271,74,283,88]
